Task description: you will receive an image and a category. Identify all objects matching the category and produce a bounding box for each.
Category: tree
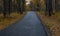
[8,0,12,16]
[0,0,2,13]
[12,0,17,12]
[17,0,25,14]
[44,0,48,16]
[30,1,33,11]
[22,0,25,11]
[48,0,53,16]
[36,0,40,11]
[55,0,60,11]
[2,0,7,18]
[36,4,40,11]
[45,0,53,16]
[17,0,23,14]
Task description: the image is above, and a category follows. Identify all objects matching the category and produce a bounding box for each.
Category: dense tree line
[55,0,60,11]
[14,0,25,14]
[0,0,60,17]
[30,1,34,11]
[44,0,55,16]
[30,0,40,11]
[36,0,40,11]
[31,0,59,16]
[0,0,25,18]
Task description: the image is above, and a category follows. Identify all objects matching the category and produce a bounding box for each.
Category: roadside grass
[0,12,26,30]
[37,11,60,36]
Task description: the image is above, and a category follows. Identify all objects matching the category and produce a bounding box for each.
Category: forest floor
[37,11,60,36]
[0,12,26,30]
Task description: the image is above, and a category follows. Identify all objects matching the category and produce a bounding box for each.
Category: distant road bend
[0,11,47,36]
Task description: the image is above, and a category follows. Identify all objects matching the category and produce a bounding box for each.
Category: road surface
[0,11,47,36]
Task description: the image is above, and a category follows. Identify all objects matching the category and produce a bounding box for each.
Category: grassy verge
[37,11,60,36]
[0,12,26,30]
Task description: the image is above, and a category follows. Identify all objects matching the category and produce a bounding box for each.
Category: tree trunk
[2,0,7,18]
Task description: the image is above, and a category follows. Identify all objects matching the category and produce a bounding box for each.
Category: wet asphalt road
[0,11,47,36]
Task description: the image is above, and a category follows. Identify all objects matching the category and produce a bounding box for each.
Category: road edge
[0,12,27,31]
[35,12,52,36]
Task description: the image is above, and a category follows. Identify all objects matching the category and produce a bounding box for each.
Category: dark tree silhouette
[2,0,12,17]
[8,0,12,16]
[17,0,23,14]
[0,0,2,13]
[17,0,25,14]
[30,1,35,11]
[12,0,17,12]
[30,1,33,11]
[55,0,60,11]
[48,0,53,16]
[0,6,2,13]
[45,0,48,16]
[45,0,53,16]
[37,4,40,11]
[2,0,7,18]
[36,0,40,11]
[22,0,25,11]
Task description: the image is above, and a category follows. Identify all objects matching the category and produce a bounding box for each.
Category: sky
[26,0,30,4]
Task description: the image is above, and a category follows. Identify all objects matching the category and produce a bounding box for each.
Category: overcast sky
[26,0,30,4]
